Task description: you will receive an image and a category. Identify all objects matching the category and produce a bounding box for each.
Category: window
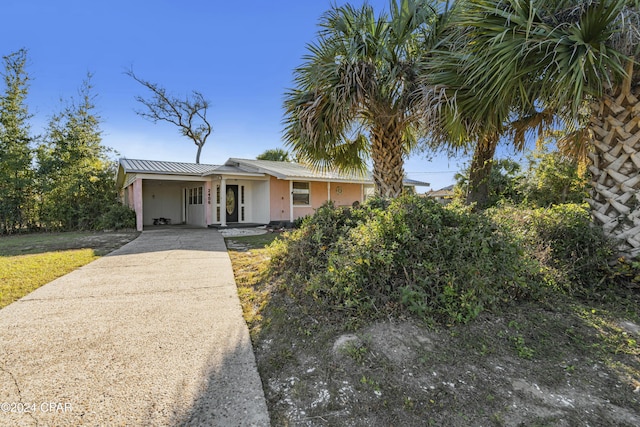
[364,186,375,201]
[292,181,310,206]
[188,186,204,205]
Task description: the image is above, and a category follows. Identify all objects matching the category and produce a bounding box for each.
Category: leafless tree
[126,69,212,163]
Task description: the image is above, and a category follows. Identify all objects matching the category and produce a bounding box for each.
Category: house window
[292,181,310,206]
[364,186,375,201]
[189,187,204,205]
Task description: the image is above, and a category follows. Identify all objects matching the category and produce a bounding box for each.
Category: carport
[117,159,218,231]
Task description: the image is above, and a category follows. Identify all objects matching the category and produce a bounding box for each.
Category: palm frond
[283,0,444,188]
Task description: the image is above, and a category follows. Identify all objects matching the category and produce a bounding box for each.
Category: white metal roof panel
[120,159,220,175]
[228,158,370,182]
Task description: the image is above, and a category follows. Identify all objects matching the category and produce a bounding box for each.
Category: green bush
[270,195,540,324]
[96,203,136,230]
[487,203,613,295]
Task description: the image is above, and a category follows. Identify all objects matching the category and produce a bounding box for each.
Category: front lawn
[0,231,139,309]
[0,250,97,308]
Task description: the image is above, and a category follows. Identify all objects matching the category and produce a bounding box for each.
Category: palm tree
[283,0,445,198]
[423,1,561,210]
[443,0,640,255]
[256,148,290,162]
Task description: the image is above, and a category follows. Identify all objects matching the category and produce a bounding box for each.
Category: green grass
[0,231,102,256]
[0,230,139,309]
[0,249,98,309]
[225,232,281,249]
[225,232,281,335]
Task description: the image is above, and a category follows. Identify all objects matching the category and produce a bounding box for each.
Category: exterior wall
[142,181,185,226]
[270,179,366,222]
[127,184,135,208]
[310,181,328,207]
[269,177,291,221]
[133,179,143,232]
[250,180,270,224]
[329,183,362,207]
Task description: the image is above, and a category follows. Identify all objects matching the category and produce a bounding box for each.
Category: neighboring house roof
[426,184,455,198]
[404,177,431,187]
[117,157,430,187]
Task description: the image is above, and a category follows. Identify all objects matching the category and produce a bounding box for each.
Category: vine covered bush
[487,203,614,295]
[269,195,541,323]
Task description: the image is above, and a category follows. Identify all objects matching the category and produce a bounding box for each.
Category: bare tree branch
[126,68,212,163]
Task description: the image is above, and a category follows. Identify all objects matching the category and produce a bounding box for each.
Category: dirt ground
[226,236,640,427]
[257,302,639,426]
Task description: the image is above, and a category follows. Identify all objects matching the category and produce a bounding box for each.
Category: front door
[226,185,239,222]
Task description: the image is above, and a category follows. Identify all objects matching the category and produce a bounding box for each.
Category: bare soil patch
[227,236,640,426]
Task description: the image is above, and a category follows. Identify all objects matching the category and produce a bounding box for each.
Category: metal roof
[403,177,431,187]
[119,159,220,175]
[228,158,429,186]
[227,158,371,182]
[118,157,429,187]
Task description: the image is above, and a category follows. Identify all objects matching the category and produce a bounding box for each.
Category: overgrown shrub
[96,203,136,230]
[487,203,613,295]
[270,195,540,324]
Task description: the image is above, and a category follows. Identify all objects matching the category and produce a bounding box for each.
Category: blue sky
[0,0,485,192]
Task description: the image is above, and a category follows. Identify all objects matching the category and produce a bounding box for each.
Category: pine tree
[37,75,116,230]
[0,49,33,233]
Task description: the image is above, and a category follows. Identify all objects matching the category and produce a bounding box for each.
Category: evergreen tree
[0,49,34,234]
[36,75,116,230]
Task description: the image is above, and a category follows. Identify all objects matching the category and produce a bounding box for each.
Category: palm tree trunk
[371,118,406,198]
[466,135,498,210]
[587,60,640,257]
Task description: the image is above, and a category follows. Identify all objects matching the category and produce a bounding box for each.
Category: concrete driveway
[0,229,270,426]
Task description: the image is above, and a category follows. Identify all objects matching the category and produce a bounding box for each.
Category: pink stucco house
[116,158,428,231]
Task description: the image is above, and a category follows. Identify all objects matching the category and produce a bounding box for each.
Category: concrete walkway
[0,229,270,426]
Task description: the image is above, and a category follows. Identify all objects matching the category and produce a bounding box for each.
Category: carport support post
[134,178,143,231]
[220,178,227,227]
[205,181,213,226]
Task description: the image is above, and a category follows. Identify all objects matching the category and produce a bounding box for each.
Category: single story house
[116,158,429,231]
[425,184,455,204]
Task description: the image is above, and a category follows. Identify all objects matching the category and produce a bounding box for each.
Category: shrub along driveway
[0,229,269,426]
